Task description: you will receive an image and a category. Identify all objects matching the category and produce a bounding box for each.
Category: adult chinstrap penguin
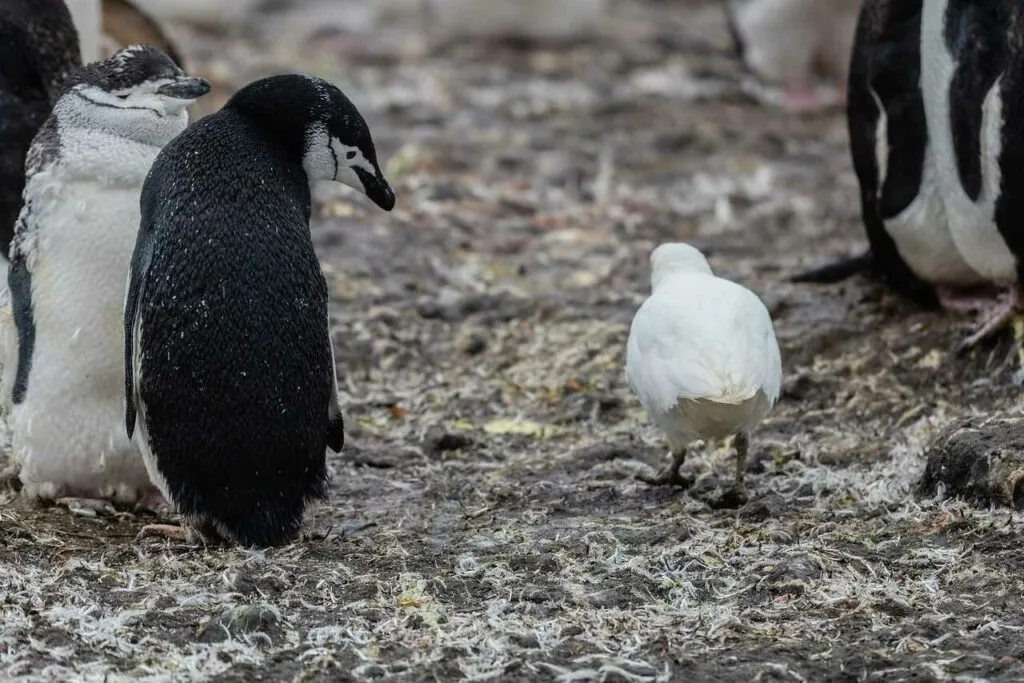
[2,45,209,512]
[125,74,395,547]
[793,0,995,314]
[0,0,82,273]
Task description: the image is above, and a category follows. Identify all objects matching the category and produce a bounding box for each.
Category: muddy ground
[4,1,1024,681]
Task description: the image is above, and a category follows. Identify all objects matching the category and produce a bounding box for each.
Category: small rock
[737,493,788,522]
[198,604,279,643]
[423,426,474,457]
[455,329,487,355]
[918,417,1024,509]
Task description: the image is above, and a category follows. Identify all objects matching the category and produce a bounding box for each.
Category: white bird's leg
[780,81,828,113]
[936,284,1006,315]
[637,448,693,488]
[734,431,750,489]
[134,486,171,515]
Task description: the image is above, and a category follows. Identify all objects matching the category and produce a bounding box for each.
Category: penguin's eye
[346,151,356,160]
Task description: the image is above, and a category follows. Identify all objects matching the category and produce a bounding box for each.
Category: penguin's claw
[936,285,1006,315]
[134,523,203,547]
[957,292,1024,354]
[55,497,116,517]
[133,488,171,516]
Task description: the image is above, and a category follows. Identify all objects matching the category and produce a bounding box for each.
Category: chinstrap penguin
[2,46,210,511]
[724,0,860,112]
[917,0,1024,354]
[125,73,395,547]
[0,0,82,277]
[625,243,782,504]
[793,0,995,313]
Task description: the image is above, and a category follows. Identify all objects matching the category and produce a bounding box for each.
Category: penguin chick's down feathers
[124,74,395,547]
[626,243,781,468]
[1,46,209,505]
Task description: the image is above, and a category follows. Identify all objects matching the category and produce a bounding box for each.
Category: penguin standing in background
[0,0,82,274]
[918,0,1024,352]
[794,0,996,312]
[2,46,210,510]
[125,74,395,546]
[724,0,861,112]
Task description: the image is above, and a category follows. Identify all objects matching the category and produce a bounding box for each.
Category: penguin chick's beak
[355,167,396,211]
[157,77,212,100]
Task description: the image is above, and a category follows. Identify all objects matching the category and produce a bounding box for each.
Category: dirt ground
[4,1,1024,681]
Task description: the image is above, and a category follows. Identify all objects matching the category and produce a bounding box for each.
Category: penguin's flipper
[326,334,344,453]
[123,196,157,440]
[8,233,36,406]
[845,0,937,308]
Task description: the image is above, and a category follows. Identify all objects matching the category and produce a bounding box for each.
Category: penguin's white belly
[883,145,986,286]
[921,5,1017,284]
[8,179,148,503]
[731,0,820,83]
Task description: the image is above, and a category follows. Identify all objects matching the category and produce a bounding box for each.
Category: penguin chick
[125,74,395,547]
[725,0,860,112]
[793,0,994,313]
[2,46,210,510]
[0,0,82,277]
[425,0,608,43]
[626,243,782,499]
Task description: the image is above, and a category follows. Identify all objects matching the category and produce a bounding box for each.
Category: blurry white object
[625,243,782,494]
[426,0,608,41]
[64,0,102,62]
[129,0,263,28]
[726,0,860,111]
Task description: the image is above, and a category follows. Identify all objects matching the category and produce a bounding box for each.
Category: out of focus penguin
[2,47,209,509]
[125,74,395,546]
[0,0,82,275]
[725,0,861,111]
[793,0,992,312]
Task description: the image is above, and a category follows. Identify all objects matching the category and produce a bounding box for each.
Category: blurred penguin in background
[725,0,861,111]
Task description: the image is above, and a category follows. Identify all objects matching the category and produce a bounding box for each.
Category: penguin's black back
[844,0,937,307]
[0,0,80,259]
[130,108,332,547]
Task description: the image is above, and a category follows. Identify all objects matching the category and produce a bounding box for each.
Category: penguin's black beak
[157,77,212,100]
[355,168,396,212]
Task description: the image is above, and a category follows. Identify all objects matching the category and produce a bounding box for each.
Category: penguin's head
[649,242,713,289]
[226,74,396,212]
[55,45,210,143]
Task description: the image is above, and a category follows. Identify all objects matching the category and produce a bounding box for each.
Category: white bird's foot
[636,449,692,488]
[134,487,171,516]
[134,523,205,547]
[55,497,116,517]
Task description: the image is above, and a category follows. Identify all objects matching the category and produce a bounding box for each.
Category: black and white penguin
[794,0,993,311]
[0,0,82,274]
[918,0,1024,350]
[125,74,395,546]
[1,46,209,510]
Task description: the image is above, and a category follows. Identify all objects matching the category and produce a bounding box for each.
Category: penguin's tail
[790,250,873,284]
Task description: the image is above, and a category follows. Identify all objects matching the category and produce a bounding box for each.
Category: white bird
[725,0,861,112]
[425,0,608,42]
[625,243,782,494]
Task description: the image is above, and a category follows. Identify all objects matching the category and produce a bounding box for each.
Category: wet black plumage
[0,0,81,260]
[123,75,394,547]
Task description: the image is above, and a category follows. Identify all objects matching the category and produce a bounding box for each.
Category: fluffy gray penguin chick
[1,45,209,511]
[125,73,395,547]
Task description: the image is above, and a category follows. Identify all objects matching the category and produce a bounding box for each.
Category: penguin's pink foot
[781,82,828,112]
[134,523,199,545]
[134,487,171,516]
[936,285,1006,315]
[957,287,1024,356]
[55,497,116,517]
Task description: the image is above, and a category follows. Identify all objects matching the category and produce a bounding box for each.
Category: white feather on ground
[626,242,782,489]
